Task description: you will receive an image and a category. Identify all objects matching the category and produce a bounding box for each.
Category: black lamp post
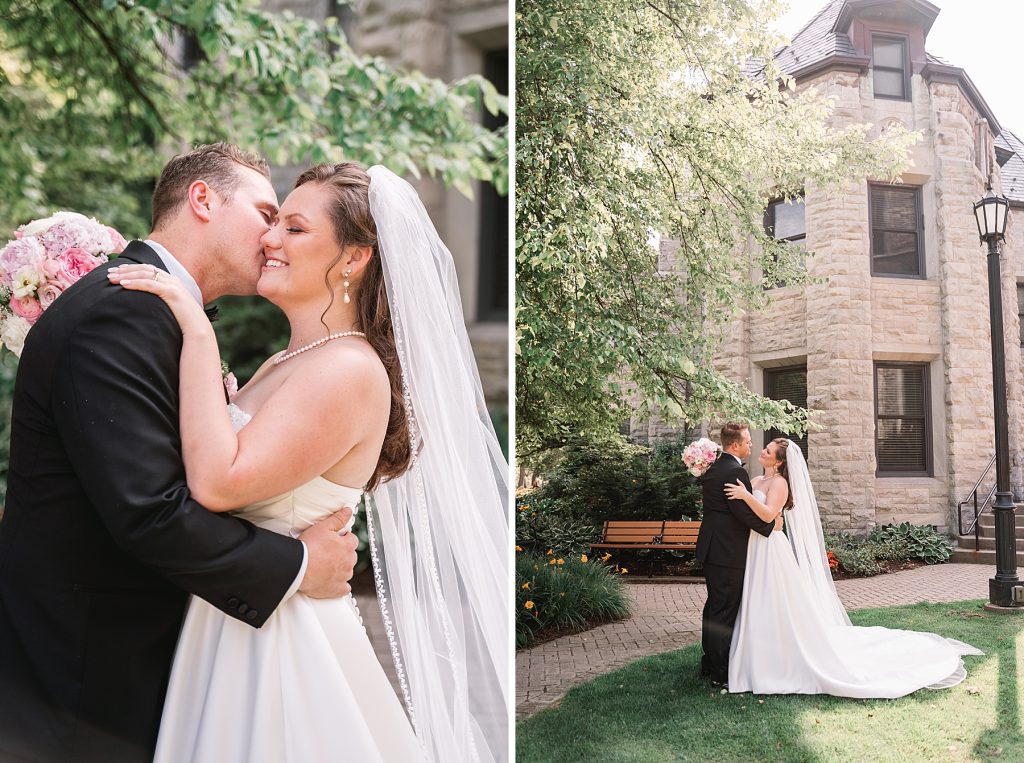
[973,190,1023,608]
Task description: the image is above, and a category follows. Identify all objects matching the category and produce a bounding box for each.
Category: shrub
[515,549,632,649]
[823,521,953,577]
[526,436,702,528]
[868,522,952,564]
[516,494,600,556]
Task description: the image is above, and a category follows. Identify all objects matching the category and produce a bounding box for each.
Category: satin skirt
[154,592,424,762]
[728,530,981,698]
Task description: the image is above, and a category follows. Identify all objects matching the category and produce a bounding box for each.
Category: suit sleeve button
[227,597,239,609]
[245,610,259,621]
[237,603,249,615]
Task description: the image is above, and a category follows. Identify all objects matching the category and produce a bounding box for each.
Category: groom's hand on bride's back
[297,507,359,598]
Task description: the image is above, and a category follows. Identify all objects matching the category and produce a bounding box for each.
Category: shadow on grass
[973,610,1024,761]
[517,600,1021,763]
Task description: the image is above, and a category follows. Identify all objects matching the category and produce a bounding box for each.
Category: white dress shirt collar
[144,239,204,307]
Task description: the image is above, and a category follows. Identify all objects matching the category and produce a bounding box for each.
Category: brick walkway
[515,563,992,719]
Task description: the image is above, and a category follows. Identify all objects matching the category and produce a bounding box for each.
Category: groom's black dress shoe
[709,678,728,689]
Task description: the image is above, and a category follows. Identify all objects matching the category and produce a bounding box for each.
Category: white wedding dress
[728,488,982,698]
[153,404,424,763]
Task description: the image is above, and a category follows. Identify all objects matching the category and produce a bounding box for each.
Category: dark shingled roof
[996,130,1024,204]
[773,0,856,77]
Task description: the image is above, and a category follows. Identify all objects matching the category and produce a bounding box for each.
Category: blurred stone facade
[262,0,509,410]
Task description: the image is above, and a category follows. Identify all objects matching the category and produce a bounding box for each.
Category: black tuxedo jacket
[0,242,304,762]
[695,453,774,569]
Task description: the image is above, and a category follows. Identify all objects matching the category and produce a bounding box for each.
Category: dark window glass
[765,197,806,243]
[875,363,931,475]
[1018,284,1024,346]
[477,47,509,322]
[764,366,809,460]
[872,36,908,100]
[870,185,923,277]
[181,31,205,70]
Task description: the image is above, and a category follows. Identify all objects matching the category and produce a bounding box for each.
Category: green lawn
[516,600,1024,762]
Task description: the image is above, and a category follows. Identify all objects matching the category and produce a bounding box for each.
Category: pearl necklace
[273,330,367,365]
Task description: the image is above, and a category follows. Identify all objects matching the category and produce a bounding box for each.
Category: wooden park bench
[590,520,702,575]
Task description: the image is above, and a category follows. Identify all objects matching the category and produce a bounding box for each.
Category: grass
[516,600,1024,762]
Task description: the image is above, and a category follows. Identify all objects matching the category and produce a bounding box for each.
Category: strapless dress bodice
[227,403,361,536]
[753,489,767,502]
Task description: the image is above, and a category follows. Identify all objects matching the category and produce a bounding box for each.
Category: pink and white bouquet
[682,437,722,477]
[0,212,127,356]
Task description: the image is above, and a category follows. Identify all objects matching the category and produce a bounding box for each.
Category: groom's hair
[720,422,748,450]
[151,142,271,231]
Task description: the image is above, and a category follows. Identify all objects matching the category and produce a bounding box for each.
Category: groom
[695,422,779,687]
[0,144,359,762]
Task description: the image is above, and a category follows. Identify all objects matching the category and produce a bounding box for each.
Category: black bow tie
[204,304,219,323]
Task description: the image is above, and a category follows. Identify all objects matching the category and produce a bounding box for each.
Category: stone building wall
[631,59,1024,536]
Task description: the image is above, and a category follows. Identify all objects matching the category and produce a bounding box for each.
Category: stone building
[260,0,509,413]
[629,0,1024,540]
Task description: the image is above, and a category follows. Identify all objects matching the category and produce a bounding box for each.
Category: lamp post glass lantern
[973,190,1022,608]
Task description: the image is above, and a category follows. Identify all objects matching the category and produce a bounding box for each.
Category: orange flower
[556,558,565,565]
[521,582,530,590]
[601,553,612,562]
[581,554,589,563]
[515,545,523,552]
[549,559,557,566]
[524,600,535,610]
[620,567,629,575]
[547,549,554,556]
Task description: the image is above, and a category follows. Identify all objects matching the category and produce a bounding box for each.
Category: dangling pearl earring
[343,268,352,304]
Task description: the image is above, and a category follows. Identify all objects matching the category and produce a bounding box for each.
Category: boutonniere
[221,358,238,402]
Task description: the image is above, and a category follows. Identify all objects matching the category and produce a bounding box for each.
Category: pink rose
[56,247,103,285]
[106,226,128,254]
[37,283,63,310]
[10,296,43,324]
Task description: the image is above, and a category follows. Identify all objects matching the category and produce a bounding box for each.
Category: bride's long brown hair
[770,437,795,511]
[293,162,412,490]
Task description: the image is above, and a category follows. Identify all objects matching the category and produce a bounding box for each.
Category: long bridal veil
[363,166,509,762]
[783,440,851,627]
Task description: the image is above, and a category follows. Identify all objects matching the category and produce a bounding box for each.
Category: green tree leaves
[516,0,916,457]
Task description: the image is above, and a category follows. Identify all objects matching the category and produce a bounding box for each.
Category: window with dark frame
[1018,284,1024,347]
[874,362,932,476]
[764,196,806,244]
[872,35,909,100]
[477,47,509,322]
[763,195,805,288]
[764,366,809,461]
[870,185,924,278]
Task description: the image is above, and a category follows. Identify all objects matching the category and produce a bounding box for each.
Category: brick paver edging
[515,563,992,720]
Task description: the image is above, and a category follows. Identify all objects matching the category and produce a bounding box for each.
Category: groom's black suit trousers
[695,455,774,683]
[0,242,304,763]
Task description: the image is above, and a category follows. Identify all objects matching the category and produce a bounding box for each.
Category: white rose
[12,267,42,299]
[1,315,32,358]
[19,211,89,238]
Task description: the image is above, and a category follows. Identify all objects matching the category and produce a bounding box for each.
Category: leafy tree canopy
[516,0,917,458]
[0,0,508,237]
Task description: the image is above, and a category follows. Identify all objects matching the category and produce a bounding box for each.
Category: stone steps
[950,547,1024,565]
[957,535,1024,551]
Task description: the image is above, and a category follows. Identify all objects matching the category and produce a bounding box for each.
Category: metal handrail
[957,454,997,550]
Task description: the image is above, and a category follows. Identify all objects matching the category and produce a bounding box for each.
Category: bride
[722,438,981,697]
[108,163,508,761]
